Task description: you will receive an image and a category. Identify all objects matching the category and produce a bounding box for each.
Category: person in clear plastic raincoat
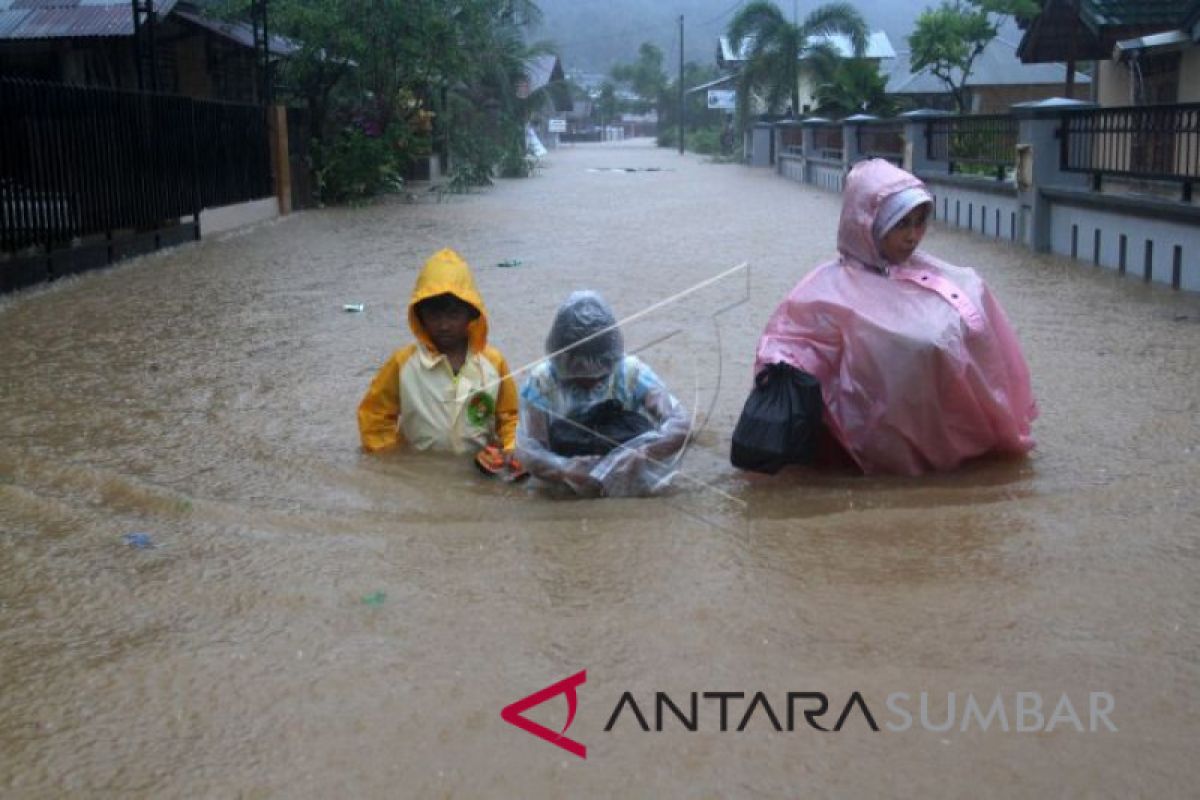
[517,291,692,496]
[753,158,1038,475]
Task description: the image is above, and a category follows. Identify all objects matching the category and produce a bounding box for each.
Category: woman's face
[879,203,931,265]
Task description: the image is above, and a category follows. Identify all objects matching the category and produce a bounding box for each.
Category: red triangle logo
[500,670,587,759]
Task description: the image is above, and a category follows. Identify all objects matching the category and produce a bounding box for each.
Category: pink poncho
[754,159,1037,475]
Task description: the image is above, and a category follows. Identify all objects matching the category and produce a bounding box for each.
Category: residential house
[1016,0,1200,106]
[519,53,570,147]
[0,0,295,102]
[885,37,1090,113]
[717,30,895,115]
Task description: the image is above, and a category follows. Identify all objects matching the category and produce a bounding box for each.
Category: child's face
[416,296,474,353]
[879,203,930,265]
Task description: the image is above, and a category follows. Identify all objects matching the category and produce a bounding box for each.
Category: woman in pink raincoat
[753,158,1037,475]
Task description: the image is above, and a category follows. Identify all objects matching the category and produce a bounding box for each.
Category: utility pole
[678,14,685,155]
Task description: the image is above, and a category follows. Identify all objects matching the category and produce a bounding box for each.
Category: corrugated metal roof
[0,0,178,40]
[523,54,562,94]
[174,8,298,55]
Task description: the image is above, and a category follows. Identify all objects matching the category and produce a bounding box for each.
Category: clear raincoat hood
[755,159,1037,475]
[518,291,691,496]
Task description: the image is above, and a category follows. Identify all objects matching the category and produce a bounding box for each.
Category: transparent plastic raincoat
[517,292,691,496]
[754,159,1037,475]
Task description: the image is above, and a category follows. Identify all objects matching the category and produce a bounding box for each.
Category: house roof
[174,9,298,56]
[685,73,737,94]
[1078,0,1197,30]
[719,30,895,63]
[887,37,1090,95]
[0,0,179,40]
[524,54,564,94]
[1016,0,1200,62]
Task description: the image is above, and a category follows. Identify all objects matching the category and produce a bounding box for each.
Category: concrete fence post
[1011,97,1097,252]
[800,117,823,161]
[800,116,829,186]
[899,109,953,175]
[842,114,877,171]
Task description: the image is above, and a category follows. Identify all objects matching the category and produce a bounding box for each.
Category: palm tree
[815,58,897,118]
[727,1,869,126]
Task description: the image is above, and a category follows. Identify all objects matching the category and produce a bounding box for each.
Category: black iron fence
[926,114,1017,179]
[1,78,272,291]
[777,123,804,155]
[812,123,843,161]
[1059,103,1200,200]
[857,120,905,165]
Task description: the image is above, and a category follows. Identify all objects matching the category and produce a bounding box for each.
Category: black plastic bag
[730,363,824,473]
[549,399,654,457]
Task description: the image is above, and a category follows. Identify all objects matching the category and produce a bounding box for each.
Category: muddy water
[1,140,1198,796]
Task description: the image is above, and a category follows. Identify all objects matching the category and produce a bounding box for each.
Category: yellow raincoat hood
[407,248,489,353]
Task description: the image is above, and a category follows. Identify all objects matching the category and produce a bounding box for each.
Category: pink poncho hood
[754,159,1037,475]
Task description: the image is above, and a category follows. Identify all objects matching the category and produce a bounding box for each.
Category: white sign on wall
[707,90,736,110]
[548,118,567,132]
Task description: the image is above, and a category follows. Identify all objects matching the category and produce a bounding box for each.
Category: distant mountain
[529,0,930,73]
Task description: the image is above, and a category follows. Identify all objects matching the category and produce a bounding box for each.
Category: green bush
[314,127,405,204]
[657,126,724,155]
[687,127,722,155]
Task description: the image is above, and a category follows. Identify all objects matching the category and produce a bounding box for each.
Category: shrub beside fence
[1,78,273,293]
[926,114,1017,180]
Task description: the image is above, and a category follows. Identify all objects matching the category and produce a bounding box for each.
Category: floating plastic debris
[497,259,522,268]
[123,533,154,549]
[361,591,387,607]
[343,303,365,313]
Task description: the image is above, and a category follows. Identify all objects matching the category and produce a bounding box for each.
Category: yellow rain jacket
[357,249,518,453]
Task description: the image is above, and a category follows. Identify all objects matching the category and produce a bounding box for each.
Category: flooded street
[2,139,1198,796]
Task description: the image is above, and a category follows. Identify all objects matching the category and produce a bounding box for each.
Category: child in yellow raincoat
[357,248,520,471]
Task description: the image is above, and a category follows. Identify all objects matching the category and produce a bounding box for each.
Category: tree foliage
[908,0,1039,113]
[815,58,897,118]
[726,1,868,128]
[213,0,554,200]
[610,43,668,114]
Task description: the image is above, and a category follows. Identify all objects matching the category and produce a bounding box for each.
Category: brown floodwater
[1,139,1198,797]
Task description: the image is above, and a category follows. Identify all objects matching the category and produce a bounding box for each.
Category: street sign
[548,118,567,132]
[707,90,736,110]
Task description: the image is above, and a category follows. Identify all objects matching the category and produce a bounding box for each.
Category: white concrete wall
[808,161,844,192]
[199,198,280,237]
[924,180,1023,245]
[1048,202,1200,290]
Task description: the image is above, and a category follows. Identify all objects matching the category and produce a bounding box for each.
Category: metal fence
[812,123,843,161]
[857,120,905,164]
[926,114,1017,179]
[1059,103,1200,200]
[777,123,804,156]
[1,78,272,289]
